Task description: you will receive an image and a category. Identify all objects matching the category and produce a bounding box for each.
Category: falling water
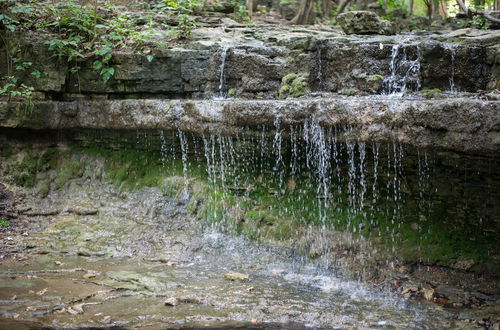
[111,126,499,282]
[447,45,457,94]
[178,129,189,180]
[383,44,421,96]
[273,110,285,189]
[217,46,229,98]
[202,134,216,185]
[159,130,168,167]
[316,41,324,90]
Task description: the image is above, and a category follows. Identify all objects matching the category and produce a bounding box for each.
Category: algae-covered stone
[224,271,249,281]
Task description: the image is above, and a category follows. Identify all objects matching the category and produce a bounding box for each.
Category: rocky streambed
[0,154,498,329]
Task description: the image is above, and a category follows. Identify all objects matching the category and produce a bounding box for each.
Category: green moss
[421,88,443,98]
[279,73,309,99]
[53,160,84,190]
[0,219,9,227]
[161,176,186,197]
[82,147,187,191]
[37,179,51,198]
[39,147,60,171]
[13,153,38,187]
[368,74,384,81]
[227,88,237,97]
[0,145,14,158]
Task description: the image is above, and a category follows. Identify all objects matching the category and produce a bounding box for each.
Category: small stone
[36,288,48,296]
[68,207,98,216]
[54,261,63,265]
[271,269,285,276]
[164,297,178,306]
[410,223,419,231]
[422,288,435,301]
[453,258,475,271]
[224,271,249,281]
[83,273,96,279]
[72,303,84,314]
[67,307,79,315]
[492,323,499,330]
[246,287,254,292]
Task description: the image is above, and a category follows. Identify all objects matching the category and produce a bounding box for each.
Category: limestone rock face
[336,11,393,35]
[0,183,16,221]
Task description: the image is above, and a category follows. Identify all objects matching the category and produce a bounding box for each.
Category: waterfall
[446,44,457,94]
[315,41,324,91]
[273,109,285,189]
[159,130,168,167]
[383,44,421,96]
[178,129,189,180]
[217,46,229,98]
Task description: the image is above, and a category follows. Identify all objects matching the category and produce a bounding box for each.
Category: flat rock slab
[1,97,499,155]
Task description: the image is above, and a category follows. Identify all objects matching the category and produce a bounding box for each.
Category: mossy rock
[421,88,443,98]
[12,153,38,187]
[279,73,309,99]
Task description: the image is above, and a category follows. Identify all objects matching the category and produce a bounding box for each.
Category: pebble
[164,297,178,306]
[224,271,249,281]
[422,288,435,301]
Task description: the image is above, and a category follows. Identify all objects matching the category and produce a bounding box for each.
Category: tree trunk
[425,0,433,20]
[290,0,314,24]
[246,0,254,16]
[322,0,334,18]
[409,0,414,15]
[438,1,448,18]
[335,0,353,15]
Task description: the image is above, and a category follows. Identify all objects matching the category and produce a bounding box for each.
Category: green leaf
[100,67,115,82]
[93,60,103,70]
[31,71,42,79]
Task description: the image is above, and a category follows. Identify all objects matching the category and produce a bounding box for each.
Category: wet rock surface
[0,184,16,222]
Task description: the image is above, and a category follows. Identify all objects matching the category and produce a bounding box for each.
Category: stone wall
[1,28,498,100]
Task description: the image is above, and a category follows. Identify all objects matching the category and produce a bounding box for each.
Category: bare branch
[455,0,500,24]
